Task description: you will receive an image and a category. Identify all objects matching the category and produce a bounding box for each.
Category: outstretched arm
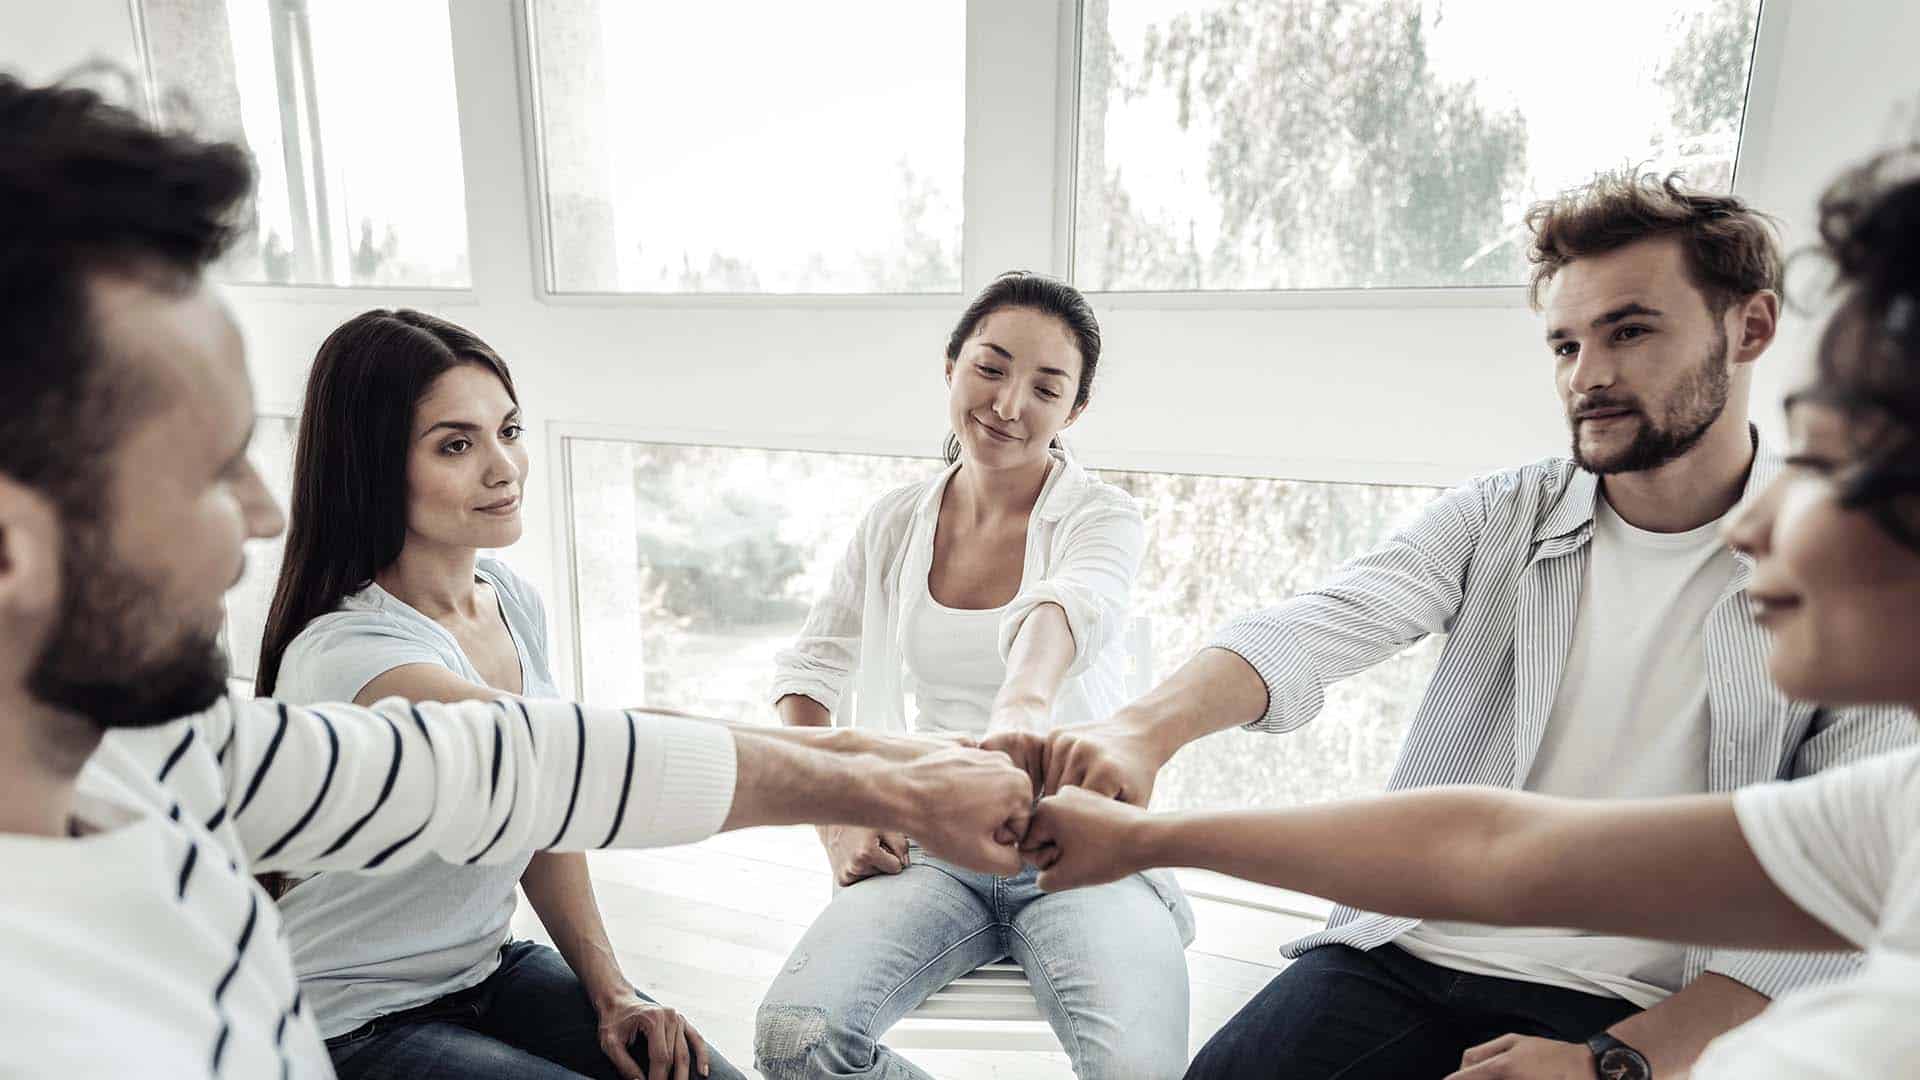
[1023,785,1843,951]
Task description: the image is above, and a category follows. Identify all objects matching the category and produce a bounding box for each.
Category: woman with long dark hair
[258,310,745,1080]
[1022,152,1920,1080]
[754,272,1194,1079]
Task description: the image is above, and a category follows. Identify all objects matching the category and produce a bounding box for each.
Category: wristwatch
[1585,1032,1651,1080]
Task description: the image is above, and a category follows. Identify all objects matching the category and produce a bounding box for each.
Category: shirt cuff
[627,712,738,847]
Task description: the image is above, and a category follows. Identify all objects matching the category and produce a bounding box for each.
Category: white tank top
[900,581,1007,736]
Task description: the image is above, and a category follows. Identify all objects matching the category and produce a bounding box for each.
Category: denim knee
[755,999,865,1079]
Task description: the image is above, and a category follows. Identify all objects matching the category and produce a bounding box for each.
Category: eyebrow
[418,407,521,441]
[978,341,1071,379]
[1545,302,1665,342]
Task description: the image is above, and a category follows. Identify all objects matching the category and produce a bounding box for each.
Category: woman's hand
[594,990,711,1080]
[818,824,912,886]
[1022,785,1156,891]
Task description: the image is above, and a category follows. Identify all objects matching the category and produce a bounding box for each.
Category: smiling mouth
[1747,594,1803,625]
[476,496,520,513]
[972,416,1020,442]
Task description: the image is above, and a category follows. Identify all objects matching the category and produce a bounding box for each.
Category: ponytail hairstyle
[942,271,1101,464]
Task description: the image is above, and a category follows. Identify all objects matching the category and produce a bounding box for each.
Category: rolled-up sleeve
[770,507,875,717]
[1210,480,1486,733]
[997,493,1146,680]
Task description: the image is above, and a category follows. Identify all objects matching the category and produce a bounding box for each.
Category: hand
[593,990,711,1080]
[1447,1034,1593,1079]
[1040,708,1170,807]
[976,729,1049,792]
[890,745,1036,875]
[817,825,911,886]
[1022,785,1155,891]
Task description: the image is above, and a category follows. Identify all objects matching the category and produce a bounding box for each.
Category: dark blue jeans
[1186,944,1640,1080]
[327,940,749,1080]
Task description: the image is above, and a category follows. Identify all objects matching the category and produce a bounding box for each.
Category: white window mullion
[961,0,1070,291]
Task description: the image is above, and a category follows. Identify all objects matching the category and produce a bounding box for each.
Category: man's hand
[1039,708,1173,807]
[1447,1034,1592,1079]
[976,729,1049,792]
[817,825,910,886]
[594,990,711,1080]
[1022,785,1156,891]
[889,745,1036,875]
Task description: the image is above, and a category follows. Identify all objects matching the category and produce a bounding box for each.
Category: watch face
[1597,1046,1651,1080]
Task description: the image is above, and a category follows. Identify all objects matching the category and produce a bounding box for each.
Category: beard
[1571,322,1732,475]
[26,516,231,730]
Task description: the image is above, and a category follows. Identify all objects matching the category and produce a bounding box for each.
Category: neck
[0,687,104,838]
[1600,414,1756,533]
[952,452,1053,524]
[374,538,484,621]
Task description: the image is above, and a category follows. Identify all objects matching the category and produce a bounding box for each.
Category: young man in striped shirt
[0,75,1035,1079]
[1005,175,1919,1079]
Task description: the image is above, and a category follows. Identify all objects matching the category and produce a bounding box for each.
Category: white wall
[6,0,1918,695]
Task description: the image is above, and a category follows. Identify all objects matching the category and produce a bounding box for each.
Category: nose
[1722,475,1779,558]
[993,383,1021,423]
[1568,346,1617,397]
[483,440,522,487]
[240,459,285,541]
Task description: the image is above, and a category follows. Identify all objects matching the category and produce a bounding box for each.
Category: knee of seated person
[754,1000,860,1078]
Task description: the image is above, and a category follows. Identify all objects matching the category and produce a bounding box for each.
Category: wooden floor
[513,826,1320,1078]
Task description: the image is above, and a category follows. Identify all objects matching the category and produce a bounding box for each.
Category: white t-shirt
[0,695,736,1079]
[273,558,564,1037]
[901,580,1007,736]
[1398,497,1737,1005]
[1691,746,1920,1078]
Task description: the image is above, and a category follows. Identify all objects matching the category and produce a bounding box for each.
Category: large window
[527,1,964,295]
[567,437,1444,810]
[1074,0,1763,292]
[140,0,471,287]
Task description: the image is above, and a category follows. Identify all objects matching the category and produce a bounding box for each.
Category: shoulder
[857,472,944,544]
[478,557,547,621]
[277,607,452,703]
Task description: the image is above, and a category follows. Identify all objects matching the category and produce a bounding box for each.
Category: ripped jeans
[755,845,1190,1080]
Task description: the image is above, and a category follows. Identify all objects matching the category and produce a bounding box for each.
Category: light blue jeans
[755,844,1191,1080]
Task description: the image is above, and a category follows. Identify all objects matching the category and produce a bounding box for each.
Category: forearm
[1119,646,1272,761]
[1607,974,1769,1077]
[992,603,1076,729]
[1134,787,1842,950]
[722,727,912,834]
[519,851,629,1008]
[775,693,831,728]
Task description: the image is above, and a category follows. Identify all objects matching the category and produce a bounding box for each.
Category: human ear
[0,476,62,621]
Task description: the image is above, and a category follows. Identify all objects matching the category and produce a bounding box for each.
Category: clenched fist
[1022,785,1157,891]
[890,745,1037,876]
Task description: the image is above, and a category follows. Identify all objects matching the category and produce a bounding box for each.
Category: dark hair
[255,310,518,694]
[0,74,251,522]
[1524,170,1782,315]
[942,272,1102,464]
[1792,148,1920,551]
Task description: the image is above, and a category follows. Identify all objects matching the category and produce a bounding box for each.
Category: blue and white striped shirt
[1213,435,1920,999]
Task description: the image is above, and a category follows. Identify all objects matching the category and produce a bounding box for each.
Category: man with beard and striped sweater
[0,75,1035,1079]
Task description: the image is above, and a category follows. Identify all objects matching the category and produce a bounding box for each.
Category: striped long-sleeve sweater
[0,694,738,1079]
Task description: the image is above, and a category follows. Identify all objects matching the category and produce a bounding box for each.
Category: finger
[647,1023,673,1080]
[600,1026,645,1080]
[879,832,910,864]
[670,1014,690,1080]
[1079,760,1126,802]
[868,845,905,875]
[683,1021,711,1078]
[1042,735,1074,797]
[1019,806,1056,853]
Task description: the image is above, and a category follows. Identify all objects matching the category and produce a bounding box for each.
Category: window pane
[1099,468,1443,811]
[569,438,1445,810]
[222,414,300,693]
[529,1,964,294]
[1075,0,1761,291]
[142,0,471,287]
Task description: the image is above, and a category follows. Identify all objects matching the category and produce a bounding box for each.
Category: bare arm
[1026,785,1844,951]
